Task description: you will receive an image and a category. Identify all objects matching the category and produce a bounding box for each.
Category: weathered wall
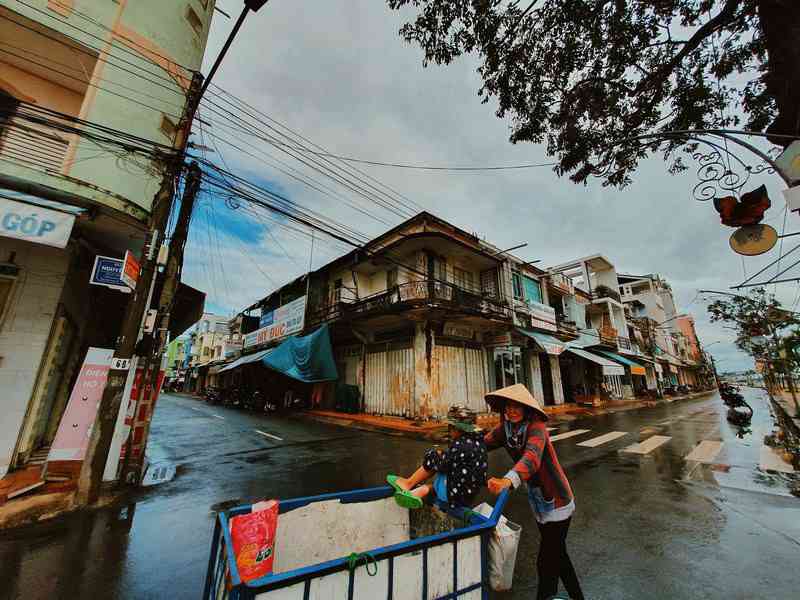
[0,0,217,218]
[0,62,83,115]
[0,238,68,476]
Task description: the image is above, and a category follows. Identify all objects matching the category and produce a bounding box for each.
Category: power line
[208,84,426,211]
[195,123,395,226]
[198,96,417,220]
[14,0,197,74]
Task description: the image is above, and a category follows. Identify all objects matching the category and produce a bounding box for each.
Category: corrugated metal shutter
[364,345,415,416]
[464,347,489,413]
[431,345,489,417]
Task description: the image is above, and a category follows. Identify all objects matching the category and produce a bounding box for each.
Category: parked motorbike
[243,389,263,412]
[224,386,242,408]
[204,386,220,404]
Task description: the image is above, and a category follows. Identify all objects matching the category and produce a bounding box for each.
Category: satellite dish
[729,224,778,256]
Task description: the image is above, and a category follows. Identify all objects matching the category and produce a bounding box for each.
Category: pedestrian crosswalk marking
[622,435,671,454]
[212,414,225,420]
[685,440,723,463]
[577,431,627,448]
[550,429,590,442]
[256,430,283,442]
[547,427,557,432]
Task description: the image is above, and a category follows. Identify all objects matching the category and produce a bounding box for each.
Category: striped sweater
[485,419,575,522]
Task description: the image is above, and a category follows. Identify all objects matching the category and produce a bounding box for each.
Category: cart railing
[204,485,510,600]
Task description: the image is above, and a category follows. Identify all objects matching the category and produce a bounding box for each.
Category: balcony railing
[592,285,622,303]
[617,336,632,351]
[556,314,578,335]
[310,280,509,324]
[598,325,618,346]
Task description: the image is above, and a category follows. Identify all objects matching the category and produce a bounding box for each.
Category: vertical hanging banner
[122,250,141,289]
[46,348,113,478]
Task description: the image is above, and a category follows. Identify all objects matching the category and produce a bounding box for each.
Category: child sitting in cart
[387,406,488,510]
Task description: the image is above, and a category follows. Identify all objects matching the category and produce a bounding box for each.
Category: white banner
[0,197,75,248]
[245,295,307,348]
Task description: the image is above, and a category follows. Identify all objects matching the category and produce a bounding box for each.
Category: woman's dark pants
[535,517,584,600]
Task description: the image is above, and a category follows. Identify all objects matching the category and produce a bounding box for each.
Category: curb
[0,486,131,531]
[296,391,717,439]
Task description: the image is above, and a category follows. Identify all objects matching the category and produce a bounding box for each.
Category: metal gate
[364,343,415,416]
[431,343,488,416]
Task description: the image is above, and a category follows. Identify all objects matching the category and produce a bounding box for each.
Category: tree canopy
[707,288,799,359]
[387,0,799,186]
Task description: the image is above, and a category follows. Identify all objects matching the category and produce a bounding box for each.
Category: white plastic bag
[473,502,522,591]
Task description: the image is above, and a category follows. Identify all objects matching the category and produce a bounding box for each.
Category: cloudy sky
[181,0,799,373]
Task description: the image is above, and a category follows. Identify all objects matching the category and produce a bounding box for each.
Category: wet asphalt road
[1,388,799,600]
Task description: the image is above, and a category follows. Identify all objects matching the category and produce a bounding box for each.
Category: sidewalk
[771,391,800,477]
[299,391,715,440]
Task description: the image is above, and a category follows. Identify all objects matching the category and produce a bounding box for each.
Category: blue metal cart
[204,485,510,600]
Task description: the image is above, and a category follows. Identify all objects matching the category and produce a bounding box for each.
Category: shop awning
[593,350,647,376]
[168,284,206,340]
[564,347,625,376]
[516,328,566,355]
[218,348,274,373]
[260,324,338,383]
[566,331,600,349]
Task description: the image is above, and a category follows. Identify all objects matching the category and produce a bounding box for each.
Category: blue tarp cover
[261,324,339,383]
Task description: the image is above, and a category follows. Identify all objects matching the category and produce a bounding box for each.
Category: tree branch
[635,0,741,94]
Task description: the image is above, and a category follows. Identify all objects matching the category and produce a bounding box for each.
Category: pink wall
[0,61,83,116]
[677,316,701,361]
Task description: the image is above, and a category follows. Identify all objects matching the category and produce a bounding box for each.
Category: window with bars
[386,267,398,290]
[512,271,523,300]
[453,266,474,291]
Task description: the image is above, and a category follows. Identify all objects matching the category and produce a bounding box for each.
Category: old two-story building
[618,273,710,389]
[549,256,657,402]
[221,213,682,418]
[0,1,214,488]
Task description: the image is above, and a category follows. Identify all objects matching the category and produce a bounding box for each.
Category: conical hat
[485,384,548,421]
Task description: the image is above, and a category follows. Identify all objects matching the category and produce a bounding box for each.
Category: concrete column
[528,352,545,403]
[413,321,433,418]
[549,355,565,405]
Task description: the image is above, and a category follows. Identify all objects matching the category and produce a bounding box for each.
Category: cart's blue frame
[203,485,510,600]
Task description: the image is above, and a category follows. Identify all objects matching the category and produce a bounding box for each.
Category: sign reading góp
[245,296,307,348]
[0,197,75,248]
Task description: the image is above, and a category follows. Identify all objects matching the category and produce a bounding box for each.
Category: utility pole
[119,162,203,484]
[77,74,203,504]
[77,0,270,503]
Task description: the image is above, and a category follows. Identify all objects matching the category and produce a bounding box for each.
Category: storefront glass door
[493,347,526,389]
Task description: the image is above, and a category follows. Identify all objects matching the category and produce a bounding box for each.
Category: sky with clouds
[181,0,800,373]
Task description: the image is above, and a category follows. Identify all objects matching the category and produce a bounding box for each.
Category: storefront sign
[122,250,140,289]
[528,301,557,333]
[245,296,307,348]
[483,332,512,347]
[90,255,130,292]
[224,340,243,358]
[0,197,75,248]
[48,348,114,462]
[443,322,474,339]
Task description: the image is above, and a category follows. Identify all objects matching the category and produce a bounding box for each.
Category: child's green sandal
[394,489,423,510]
[386,474,403,493]
[386,475,423,509]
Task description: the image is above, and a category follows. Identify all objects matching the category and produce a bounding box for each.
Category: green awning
[516,328,566,355]
[593,350,647,376]
[261,324,339,383]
